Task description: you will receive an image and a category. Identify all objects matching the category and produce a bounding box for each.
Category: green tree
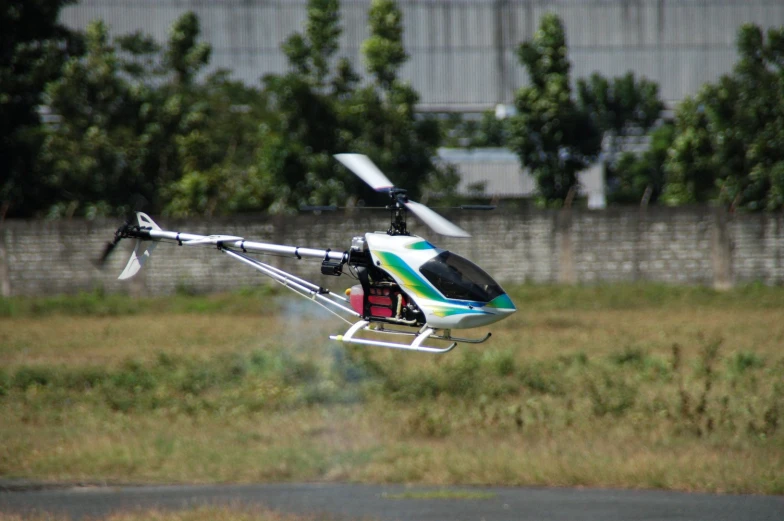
[609,122,675,204]
[661,98,719,205]
[577,71,664,203]
[39,19,144,218]
[258,0,352,212]
[577,72,670,203]
[164,73,271,216]
[361,0,407,91]
[141,12,213,207]
[508,14,601,206]
[0,0,79,218]
[260,0,449,210]
[663,24,784,210]
[343,0,445,204]
[472,110,510,148]
[442,110,510,148]
[40,13,216,218]
[577,72,663,164]
[165,11,211,86]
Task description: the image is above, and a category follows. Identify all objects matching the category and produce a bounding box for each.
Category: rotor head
[334,154,470,238]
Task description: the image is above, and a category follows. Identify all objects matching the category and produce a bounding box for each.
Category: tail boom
[114,212,347,280]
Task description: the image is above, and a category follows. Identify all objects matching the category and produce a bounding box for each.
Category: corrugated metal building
[61,0,784,111]
[436,148,606,207]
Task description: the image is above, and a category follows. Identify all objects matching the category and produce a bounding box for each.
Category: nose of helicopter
[485,293,516,312]
[445,294,515,329]
[480,292,516,324]
[425,292,516,330]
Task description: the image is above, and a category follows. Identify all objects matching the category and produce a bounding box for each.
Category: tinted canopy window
[419,251,504,302]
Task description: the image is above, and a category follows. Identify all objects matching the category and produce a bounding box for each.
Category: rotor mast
[388,188,409,236]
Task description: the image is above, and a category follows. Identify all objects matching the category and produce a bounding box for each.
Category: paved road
[1,482,782,521]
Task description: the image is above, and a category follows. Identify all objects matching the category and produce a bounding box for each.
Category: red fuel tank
[349,284,406,319]
[349,284,364,315]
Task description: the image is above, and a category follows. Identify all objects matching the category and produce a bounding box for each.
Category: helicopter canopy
[419,251,504,303]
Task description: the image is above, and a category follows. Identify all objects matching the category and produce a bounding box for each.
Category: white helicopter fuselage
[365,233,516,330]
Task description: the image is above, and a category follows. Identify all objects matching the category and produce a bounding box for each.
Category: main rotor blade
[334,154,394,192]
[460,204,496,211]
[404,200,471,238]
[299,205,338,212]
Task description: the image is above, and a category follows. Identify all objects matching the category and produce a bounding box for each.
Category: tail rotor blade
[404,200,470,238]
[94,216,133,268]
[94,240,119,268]
[334,154,394,192]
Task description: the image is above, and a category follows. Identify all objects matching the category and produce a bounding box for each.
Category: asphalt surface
[1,482,782,521]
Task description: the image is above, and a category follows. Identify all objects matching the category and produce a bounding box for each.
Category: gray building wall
[3,208,784,297]
[60,0,784,110]
[436,148,607,208]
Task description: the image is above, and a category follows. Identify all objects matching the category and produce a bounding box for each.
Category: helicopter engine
[346,235,423,325]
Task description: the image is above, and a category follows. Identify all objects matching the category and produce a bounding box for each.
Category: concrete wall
[60,0,784,110]
[2,207,784,297]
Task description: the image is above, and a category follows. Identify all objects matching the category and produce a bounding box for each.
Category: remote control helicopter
[102,154,516,353]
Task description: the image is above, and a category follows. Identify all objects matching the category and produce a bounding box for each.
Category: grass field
[1,284,782,494]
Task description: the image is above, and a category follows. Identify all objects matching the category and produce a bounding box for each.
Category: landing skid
[330,321,491,354]
[368,324,492,344]
[331,321,456,353]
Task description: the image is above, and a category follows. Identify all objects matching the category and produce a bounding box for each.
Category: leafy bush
[586,372,637,417]
[13,366,57,389]
[728,351,765,375]
[609,346,647,367]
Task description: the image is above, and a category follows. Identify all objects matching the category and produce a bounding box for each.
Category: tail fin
[118,212,161,280]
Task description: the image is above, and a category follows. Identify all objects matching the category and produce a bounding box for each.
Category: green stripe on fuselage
[430,306,491,317]
[405,240,436,250]
[374,251,444,302]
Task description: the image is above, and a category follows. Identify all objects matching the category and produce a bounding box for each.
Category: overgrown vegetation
[4,2,784,216]
[662,24,784,210]
[1,285,782,493]
[1,0,451,219]
[2,332,778,439]
[0,286,281,318]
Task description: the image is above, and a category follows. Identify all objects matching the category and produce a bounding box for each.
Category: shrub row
[1,343,780,440]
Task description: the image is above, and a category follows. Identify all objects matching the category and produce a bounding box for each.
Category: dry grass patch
[1,284,783,494]
[0,315,286,368]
